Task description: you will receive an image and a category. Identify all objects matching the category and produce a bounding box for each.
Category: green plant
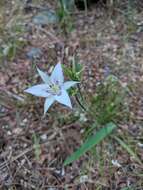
[32,133,41,161]
[2,39,26,61]
[57,0,74,34]
[90,75,128,125]
[125,0,137,33]
[63,54,83,81]
[64,122,116,165]
[0,1,27,61]
[114,136,142,164]
[1,36,26,61]
[64,74,129,165]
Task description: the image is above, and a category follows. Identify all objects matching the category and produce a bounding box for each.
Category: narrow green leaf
[114,136,142,165]
[64,122,116,166]
[32,133,41,161]
[61,0,74,11]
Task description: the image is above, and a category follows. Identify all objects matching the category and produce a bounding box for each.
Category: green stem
[75,94,87,112]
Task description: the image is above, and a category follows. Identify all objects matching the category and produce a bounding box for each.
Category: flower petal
[50,63,64,85]
[63,81,79,90]
[55,89,72,108]
[44,97,54,114]
[37,67,50,84]
[24,84,50,97]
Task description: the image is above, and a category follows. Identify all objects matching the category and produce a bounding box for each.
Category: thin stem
[77,83,85,103]
[75,94,87,112]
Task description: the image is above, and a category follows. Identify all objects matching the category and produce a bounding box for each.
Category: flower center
[51,84,61,95]
[46,83,61,96]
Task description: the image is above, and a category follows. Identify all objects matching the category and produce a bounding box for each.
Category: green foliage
[63,56,83,97]
[57,0,74,33]
[1,38,26,61]
[63,55,83,81]
[32,133,41,161]
[64,122,116,165]
[0,37,26,61]
[0,1,27,61]
[90,75,128,125]
[114,136,142,164]
[125,0,137,33]
[64,71,129,166]
[60,0,75,12]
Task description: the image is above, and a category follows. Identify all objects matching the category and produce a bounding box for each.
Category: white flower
[111,160,122,167]
[24,63,79,114]
[79,175,89,183]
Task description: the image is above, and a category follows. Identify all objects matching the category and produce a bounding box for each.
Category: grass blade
[64,122,116,166]
[114,136,142,165]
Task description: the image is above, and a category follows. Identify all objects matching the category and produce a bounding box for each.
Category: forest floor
[0,0,143,189]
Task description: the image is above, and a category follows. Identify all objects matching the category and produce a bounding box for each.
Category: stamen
[45,83,61,96]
